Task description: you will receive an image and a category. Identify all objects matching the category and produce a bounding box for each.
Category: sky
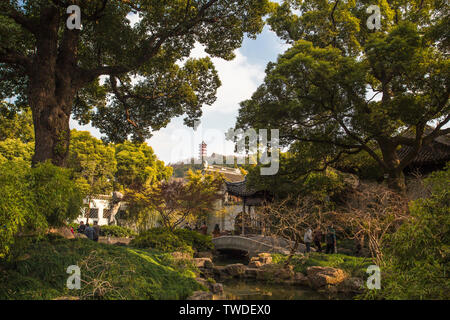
[70,22,290,165]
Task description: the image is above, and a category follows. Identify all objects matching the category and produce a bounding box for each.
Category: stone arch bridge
[212,235,307,257]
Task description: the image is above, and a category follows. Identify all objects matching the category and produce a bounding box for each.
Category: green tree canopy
[0,0,271,166]
[115,140,173,190]
[0,138,34,164]
[235,0,449,191]
[67,129,117,196]
[0,102,33,143]
[125,169,224,231]
[244,149,346,201]
[0,102,34,164]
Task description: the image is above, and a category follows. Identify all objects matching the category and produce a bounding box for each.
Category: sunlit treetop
[0,0,271,165]
[235,0,449,191]
[268,0,449,56]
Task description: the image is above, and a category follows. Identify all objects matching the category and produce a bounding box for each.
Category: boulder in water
[194,258,214,269]
[306,266,347,289]
[223,263,246,277]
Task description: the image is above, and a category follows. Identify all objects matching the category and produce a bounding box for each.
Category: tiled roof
[221,172,246,182]
[225,180,257,197]
[398,143,450,165]
[398,127,450,165]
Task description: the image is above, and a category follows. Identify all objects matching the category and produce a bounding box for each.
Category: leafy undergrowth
[130,228,213,253]
[0,235,201,300]
[99,225,138,238]
[272,252,373,278]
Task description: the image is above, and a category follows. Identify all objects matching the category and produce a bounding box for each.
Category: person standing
[326,226,337,254]
[200,222,208,235]
[93,221,100,242]
[304,228,313,253]
[77,221,86,234]
[313,228,323,253]
[84,223,94,240]
[212,224,221,238]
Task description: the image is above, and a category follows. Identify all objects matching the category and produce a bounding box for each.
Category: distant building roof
[203,164,245,183]
[225,180,271,206]
[398,127,450,167]
[225,180,257,197]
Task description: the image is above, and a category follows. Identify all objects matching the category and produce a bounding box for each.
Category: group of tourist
[304,226,337,254]
[185,221,339,254]
[76,220,101,242]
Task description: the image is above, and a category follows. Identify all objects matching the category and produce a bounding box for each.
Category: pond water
[212,251,347,300]
[214,279,328,300]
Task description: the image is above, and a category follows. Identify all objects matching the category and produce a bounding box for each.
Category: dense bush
[130,228,213,253]
[130,228,193,253]
[0,161,35,258]
[369,163,450,300]
[99,225,137,238]
[0,160,84,258]
[173,228,214,252]
[30,162,84,227]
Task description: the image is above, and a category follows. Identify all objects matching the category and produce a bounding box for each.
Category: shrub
[0,160,84,258]
[370,163,450,300]
[99,225,137,238]
[0,161,35,258]
[173,228,214,252]
[130,228,193,253]
[30,161,84,227]
[130,228,214,253]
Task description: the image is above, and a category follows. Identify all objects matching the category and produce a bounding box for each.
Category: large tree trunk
[31,98,71,167]
[386,168,406,192]
[378,139,406,192]
[29,6,76,167]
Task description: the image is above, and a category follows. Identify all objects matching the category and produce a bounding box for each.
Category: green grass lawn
[0,235,202,300]
[272,252,373,278]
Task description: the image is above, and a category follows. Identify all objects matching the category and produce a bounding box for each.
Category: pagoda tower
[199,141,207,164]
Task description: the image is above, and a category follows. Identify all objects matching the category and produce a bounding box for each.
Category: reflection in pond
[214,279,328,300]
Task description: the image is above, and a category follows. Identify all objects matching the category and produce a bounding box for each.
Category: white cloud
[146,117,240,164]
[188,44,265,114]
[147,44,267,163]
[70,118,102,138]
